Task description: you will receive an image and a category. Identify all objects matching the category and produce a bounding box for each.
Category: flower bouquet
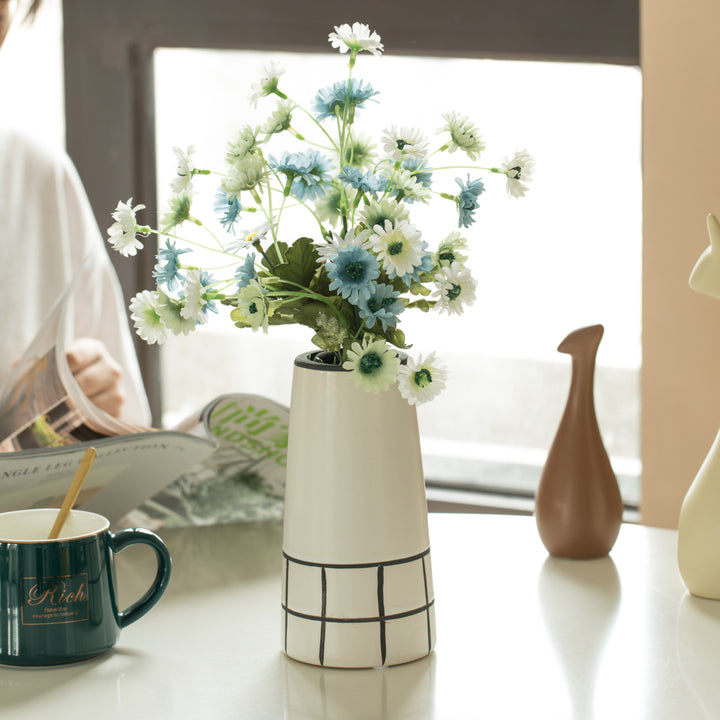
[107,21,533,405]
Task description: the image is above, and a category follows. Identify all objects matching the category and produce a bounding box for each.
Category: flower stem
[143,227,233,258]
[264,282,351,330]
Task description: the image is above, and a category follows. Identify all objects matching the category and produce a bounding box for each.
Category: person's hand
[65,338,126,418]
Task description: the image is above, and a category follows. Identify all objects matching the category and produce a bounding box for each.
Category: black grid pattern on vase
[282,549,434,666]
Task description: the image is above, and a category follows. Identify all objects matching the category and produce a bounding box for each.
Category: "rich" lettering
[27,580,87,606]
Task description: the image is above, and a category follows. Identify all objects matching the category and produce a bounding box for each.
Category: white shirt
[0,126,151,425]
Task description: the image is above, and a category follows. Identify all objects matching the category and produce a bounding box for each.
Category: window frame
[62,1,640,515]
[62,0,639,424]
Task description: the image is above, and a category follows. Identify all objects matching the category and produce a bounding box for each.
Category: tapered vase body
[281,352,436,668]
[678,427,720,599]
[535,325,623,558]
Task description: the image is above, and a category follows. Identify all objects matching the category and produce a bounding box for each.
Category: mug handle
[111,528,172,628]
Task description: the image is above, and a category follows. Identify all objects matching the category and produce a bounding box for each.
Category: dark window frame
[62,0,639,422]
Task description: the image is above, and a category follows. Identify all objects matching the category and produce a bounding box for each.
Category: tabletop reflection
[537,555,621,719]
[283,653,436,720]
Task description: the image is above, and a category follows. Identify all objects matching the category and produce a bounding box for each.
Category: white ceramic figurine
[678,212,720,599]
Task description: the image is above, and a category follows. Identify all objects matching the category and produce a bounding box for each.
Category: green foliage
[263,237,318,289]
[409,280,432,296]
[405,298,435,312]
[381,326,411,350]
[261,281,355,351]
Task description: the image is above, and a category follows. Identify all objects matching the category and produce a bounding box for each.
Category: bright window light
[154,49,642,504]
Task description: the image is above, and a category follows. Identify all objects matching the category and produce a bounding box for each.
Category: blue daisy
[326,245,380,305]
[234,253,258,292]
[357,283,405,331]
[214,189,242,234]
[196,270,219,316]
[152,240,190,291]
[455,175,485,228]
[312,79,379,122]
[338,166,384,195]
[268,149,332,202]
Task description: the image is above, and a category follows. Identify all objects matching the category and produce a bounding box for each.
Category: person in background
[0,0,150,424]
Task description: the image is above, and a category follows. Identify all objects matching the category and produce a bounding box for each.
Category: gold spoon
[48,447,97,539]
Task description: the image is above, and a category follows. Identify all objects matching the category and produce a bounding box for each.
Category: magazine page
[0,257,149,450]
[183,393,287,497]
[126,394,289,529]
[0,285,104,448]
[0,431,215,523]
[51,264,148,438]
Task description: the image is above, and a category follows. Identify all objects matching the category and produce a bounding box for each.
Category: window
[153,49,641,508]
[62,0,640,511]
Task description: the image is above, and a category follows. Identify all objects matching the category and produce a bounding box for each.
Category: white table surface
[1,513,718,720]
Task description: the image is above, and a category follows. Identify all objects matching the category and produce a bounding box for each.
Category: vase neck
[556,325,603,422]
[566,351,597,419]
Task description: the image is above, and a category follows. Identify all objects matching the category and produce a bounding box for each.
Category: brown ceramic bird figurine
[535,324,623,559]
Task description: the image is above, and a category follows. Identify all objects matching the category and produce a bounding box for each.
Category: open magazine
[126,394,287,529]
[0,266,288,526]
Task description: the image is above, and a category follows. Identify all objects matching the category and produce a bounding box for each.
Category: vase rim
[294,351,348,372]
[294,350,409,371]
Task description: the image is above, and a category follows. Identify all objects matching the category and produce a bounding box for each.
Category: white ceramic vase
[281,352,436,668]
[678,426,720,599]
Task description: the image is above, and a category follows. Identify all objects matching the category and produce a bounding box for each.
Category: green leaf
[266,298,307,326]
[261,241,288,272]
[382,326,411,350]
[409,281,431,296]
[376,268,410,294]
[264,236,319,289]
[263,293,355,350]
[405,299,435,312]
[309,263,333,296]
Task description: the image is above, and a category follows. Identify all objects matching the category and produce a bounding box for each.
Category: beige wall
[642,0,720,527]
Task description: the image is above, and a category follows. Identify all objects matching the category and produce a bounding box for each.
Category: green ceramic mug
[0,508,171,666]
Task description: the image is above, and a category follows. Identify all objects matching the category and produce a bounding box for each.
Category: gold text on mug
[25,577,88,606]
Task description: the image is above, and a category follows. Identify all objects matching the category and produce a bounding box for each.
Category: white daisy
[432,262,478,316]
[180,269,209,322]
[225,220,273,254]
[342,132,377,168]
[261,100,294,137]
[360,198,410,230]
[500,149,535,198]
[369,220,424,278]
[155,290,197,336]
[129,290,167,345]
[343,337,400,393]
[170,145,196,194]
[382,125,429,162]
[249,61,286,107]
[439,111,485,161]
[434,231,469,267]
[314,187,356,227]
[107,198,147,257]
[328,22,383,57]
[317,227,372,264]
[233,279,269,333]
[160,192,193,231]
[398,352,448,405]
[220,155,266,195]
[383,168,432,203]
[225,126,259,166]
